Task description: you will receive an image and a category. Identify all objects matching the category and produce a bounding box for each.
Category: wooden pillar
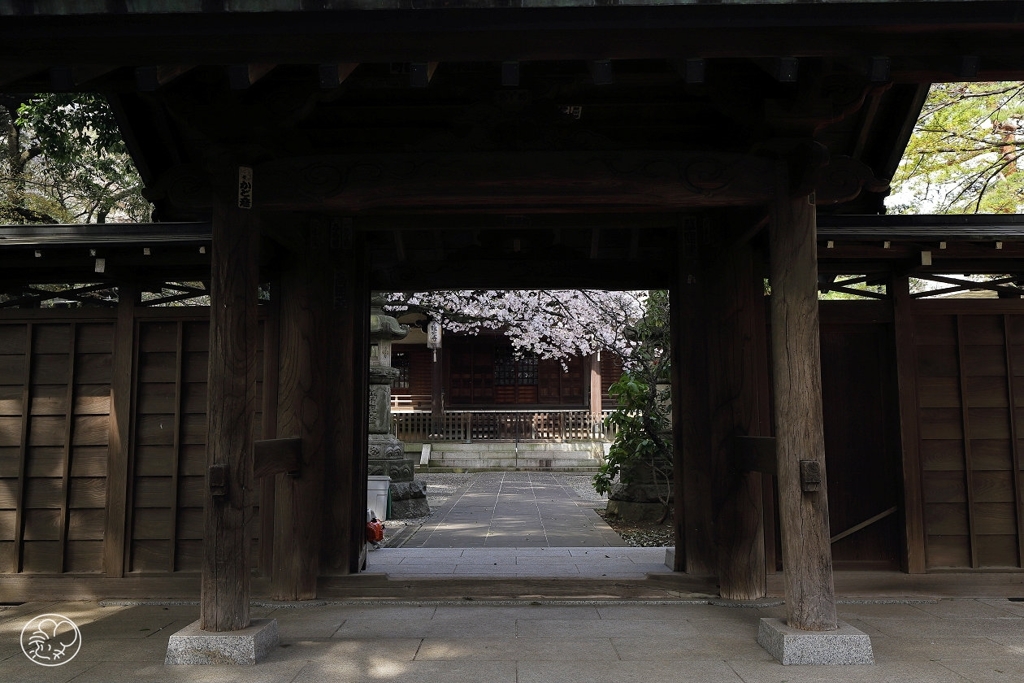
[103,282,135,577]
[673,250,716,575]
[258,278,281,579]
[707,244,768,599]
[201,192,260,632]
[769,190,837,631]
[892,275,926,573]
[431,348,443,434]
[588,352,602,423]
[271,225,328,599]
[322,226,370,575]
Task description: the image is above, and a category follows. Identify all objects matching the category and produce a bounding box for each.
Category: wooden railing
[393,409,617,443]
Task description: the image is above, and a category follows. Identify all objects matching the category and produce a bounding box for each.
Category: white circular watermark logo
[20,614,82,666]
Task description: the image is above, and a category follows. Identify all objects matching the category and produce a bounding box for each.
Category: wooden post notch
[254,437,302,479]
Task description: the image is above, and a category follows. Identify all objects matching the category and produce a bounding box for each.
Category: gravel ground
[383,471,672,548]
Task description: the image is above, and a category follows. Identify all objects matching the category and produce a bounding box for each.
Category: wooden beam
[393,230,406,263]
[318,62,358,89]
[956,315,979,569]
[759,57,799,82]
[501,61,520,87]
[868,56,891,83]
[1004,315,1024,572]
[830,506,898,545]
[201,185,260,632]
[0,64,46,88]
[167,321,184,574]
[769,187,837,632]
[58,323,77,573]
[12,324,32,573]
[589,60,613,85]
[160,152,780,213]
[707,244,768,600]
[103,285,135,577]
[670,58,706,84]
[48,64,115,90]
[135,64,194,91]
[271,225,329,599]
[229,63,275,89]
[410,62,437,88]
[673,253,715,575]
[322,229,370,575]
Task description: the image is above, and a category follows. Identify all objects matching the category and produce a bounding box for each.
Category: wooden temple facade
[3,1,1024,634]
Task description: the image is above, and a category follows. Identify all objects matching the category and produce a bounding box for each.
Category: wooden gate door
[819,303,902,570]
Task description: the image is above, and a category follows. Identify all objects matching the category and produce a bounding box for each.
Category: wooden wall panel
[0,449,18,476]
[0,418,21,446]
[68,478,106,508]
[130,540,169,572]
[0,325,28,354]
[0,483,16,508]
[22,508,61,540]
[926,535,971,568]
[976,535,1019,567]
[0,509,15,539]
[65,540,102,572]
[67,509,105,540]
[25,447,66,477]
[31,355,69,385]
[175,539,202,572]
[911,311,1024,569]
[126,316,264,576]
[0,385,22,415]
[32,325,70,354]
[0,541,12,572]
[21,540,61,573]
[0,357,26,385]
[0,319,114,575]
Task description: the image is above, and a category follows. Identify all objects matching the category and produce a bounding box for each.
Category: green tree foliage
[1,93,150,223]
[889,82,1024,214]
[593,290,672,519]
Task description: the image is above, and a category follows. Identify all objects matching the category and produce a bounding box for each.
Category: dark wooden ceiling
[2,3,1024,290]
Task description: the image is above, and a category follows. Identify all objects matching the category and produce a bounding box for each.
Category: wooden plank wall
[126,315,264,575]
[912,304,1024,570]
[0,316,115,574]
[0,309,266,577]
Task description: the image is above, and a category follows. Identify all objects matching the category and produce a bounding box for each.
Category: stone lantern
[368,296,428,517]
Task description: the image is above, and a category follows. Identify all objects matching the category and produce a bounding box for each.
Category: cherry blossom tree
[384,289,647,361]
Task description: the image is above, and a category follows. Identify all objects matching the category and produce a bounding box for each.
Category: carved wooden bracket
[815,155,890,205]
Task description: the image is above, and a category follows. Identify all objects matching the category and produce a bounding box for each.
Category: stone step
[427,458,600,470]
[419,465,601,473]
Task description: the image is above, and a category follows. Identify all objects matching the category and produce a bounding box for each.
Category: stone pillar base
[757,618,873,665]
[165,619,279,665]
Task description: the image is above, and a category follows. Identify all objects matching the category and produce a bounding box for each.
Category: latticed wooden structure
[3,2,1024,635]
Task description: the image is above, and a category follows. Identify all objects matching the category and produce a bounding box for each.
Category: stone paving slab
[402,471,626,548]
[3,599,1024,681]
[368,547,674,578]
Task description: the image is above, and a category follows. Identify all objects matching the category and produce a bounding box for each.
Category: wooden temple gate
[2,1,1024,638]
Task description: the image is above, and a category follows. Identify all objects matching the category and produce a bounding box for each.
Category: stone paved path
[401,472,625,548]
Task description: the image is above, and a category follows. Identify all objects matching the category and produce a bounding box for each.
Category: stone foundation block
[165,618,279,665]
[757,618,873,665]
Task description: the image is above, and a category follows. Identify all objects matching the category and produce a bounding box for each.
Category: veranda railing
[393,409,617,443]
